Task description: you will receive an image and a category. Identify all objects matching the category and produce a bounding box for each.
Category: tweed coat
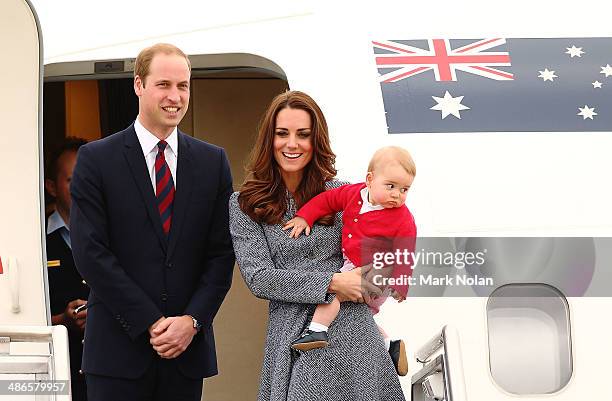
[229,184,406,401]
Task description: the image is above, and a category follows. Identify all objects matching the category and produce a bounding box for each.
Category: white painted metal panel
[21,1,612,399]
[0,0,46,326]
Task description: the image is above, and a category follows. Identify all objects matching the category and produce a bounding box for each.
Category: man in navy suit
[70,43,235,401]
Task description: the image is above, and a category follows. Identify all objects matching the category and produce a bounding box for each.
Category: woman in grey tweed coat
[229,91,406,401]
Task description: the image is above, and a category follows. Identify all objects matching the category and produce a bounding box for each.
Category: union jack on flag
[374,37,612,133]
[373,38,513,83]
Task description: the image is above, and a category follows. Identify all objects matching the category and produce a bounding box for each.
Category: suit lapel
[122,126,168,252]
[167,132,193,259]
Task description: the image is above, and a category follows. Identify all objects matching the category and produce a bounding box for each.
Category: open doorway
[43,56,288,401]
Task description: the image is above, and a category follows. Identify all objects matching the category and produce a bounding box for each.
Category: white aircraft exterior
[2,0,612,400]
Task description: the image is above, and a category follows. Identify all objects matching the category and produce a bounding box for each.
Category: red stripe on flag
[470,65,514,79]
[455,38,501,53]
[373,41,416,54]
[0,258,3,274]
[431,39,453,81]
[384,66,429,83]
[376,54,511,66]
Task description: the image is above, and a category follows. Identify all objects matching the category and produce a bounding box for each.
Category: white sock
[384,338,391,350]
[308,322,329,332]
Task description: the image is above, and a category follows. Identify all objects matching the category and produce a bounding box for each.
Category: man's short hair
[134,43,191,86]
[46,137,88,181]
[367,146,416,176]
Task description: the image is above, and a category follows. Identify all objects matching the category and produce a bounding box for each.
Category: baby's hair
[367,146,416,176]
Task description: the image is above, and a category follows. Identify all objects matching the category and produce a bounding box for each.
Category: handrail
[416,326,445,363]
[3,257,21,313]
[0,325,71,400]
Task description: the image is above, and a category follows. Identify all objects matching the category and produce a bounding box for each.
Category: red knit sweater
[296,183,416,296]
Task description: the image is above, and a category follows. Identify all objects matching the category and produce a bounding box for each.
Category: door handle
[1,256,20,313]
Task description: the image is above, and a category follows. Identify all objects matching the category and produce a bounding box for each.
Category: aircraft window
[486,284,572,394]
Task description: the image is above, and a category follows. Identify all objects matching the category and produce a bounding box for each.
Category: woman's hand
[283,217,311,238]
[329,266,382,303]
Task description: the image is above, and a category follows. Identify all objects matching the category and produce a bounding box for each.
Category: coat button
[79,369,83,375]
[348,234,353,238]
[81,280,87,285]
[353,218,358,223]
[161,293,168,302]
[165,262,173,269]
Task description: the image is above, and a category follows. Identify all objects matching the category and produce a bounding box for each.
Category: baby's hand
[390,288,406,303]
[283,217,311,238]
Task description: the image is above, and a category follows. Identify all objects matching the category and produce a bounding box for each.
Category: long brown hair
[239,91,337,224]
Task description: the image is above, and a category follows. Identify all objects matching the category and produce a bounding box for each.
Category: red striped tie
[155,141,175,235]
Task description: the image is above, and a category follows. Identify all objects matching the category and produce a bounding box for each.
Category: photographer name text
[373,273,493,287]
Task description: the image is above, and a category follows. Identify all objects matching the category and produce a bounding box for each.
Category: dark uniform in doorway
[47,211,89,401]
[45,136,89,401]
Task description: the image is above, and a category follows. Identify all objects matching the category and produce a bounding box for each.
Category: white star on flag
[600,64,612,77]
[565,45,584,58]
[430,91,470,119]
[577,105,597,120]
[592,81,603,89]
[538,68,558,82]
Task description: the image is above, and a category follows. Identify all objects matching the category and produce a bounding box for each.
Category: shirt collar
[47,210,68,235]
[360,186,384,213]
[134,117,178,158]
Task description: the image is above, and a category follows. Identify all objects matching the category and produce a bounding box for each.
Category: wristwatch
[190,315,202,332]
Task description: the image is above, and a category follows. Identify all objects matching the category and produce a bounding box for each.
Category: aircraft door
[0,0,47,326]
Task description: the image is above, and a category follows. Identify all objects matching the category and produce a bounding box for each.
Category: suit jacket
[70,124,235,379]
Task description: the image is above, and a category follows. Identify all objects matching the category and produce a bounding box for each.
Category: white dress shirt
[134,117,178,192]
[47,210,71,249]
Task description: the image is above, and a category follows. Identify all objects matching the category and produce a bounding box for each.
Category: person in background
[45,136,89,401]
